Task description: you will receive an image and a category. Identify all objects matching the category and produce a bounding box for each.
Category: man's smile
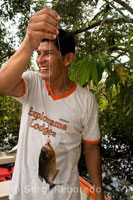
[40,67,50,72]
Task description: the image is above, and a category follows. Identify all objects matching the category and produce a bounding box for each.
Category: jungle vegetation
[0,0,133,199]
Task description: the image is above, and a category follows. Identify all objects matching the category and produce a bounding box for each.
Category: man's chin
[40,73,49,80]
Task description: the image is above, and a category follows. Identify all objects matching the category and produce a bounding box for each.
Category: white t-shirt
[9,71,100,200]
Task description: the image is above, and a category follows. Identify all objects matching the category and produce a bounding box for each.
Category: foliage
[69,52,107,85]
[0,2,132,198]
[78,80,133,199]
[0,0,133,69]
[0,0,132,148]
[94,79,133,145]
[0,95,22,149]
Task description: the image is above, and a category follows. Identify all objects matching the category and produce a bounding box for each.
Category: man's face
[36,41,64,81]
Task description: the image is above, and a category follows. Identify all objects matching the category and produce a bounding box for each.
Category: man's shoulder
[22,71,41,82]
[72,83,98,112]
[23,70,40,77]
[76,83,94,98]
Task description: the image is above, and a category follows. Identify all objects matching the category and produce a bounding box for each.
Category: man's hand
[24,7,60,50]
[0,8,60,96]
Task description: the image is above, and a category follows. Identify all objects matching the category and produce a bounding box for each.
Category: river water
[78,135,133,200]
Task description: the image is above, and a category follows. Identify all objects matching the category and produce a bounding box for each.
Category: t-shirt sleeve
[82,92,100,144]
[13,71,33,104]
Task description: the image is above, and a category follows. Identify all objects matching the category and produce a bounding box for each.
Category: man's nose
[37,55,45,63]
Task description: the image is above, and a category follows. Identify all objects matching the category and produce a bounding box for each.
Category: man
[0,8,105,200]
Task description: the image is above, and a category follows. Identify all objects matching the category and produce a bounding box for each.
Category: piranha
[38,141,59,190]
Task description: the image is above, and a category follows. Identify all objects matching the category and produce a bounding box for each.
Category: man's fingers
[28,8,60,37]
[29,13,59,35]
[30,13,58,28]
[28,30,57,40]
[25,7,60,49]
[35,7,60,21]
[28,21,58,36]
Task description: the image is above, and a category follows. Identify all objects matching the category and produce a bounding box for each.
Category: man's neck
[46,77,74,96]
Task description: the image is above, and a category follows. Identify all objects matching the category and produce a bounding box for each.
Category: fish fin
[49,183,56,190]
[52,170,60,181]
[38,175,43,182]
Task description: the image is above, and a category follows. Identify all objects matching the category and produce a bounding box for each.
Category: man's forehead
[38,41,56,50]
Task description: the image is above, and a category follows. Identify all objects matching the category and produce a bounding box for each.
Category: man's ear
[64,53,74,67]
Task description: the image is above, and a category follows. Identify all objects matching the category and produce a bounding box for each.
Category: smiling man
[36,35,74,95]
[0,7,105,200]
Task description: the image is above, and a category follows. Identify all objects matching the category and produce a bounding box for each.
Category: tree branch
[73,18,133,35]
[103,0,129,20]
[113,0,133,15]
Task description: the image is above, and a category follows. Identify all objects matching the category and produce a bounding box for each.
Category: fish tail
[49,183,63,190]
[49,183,56,190]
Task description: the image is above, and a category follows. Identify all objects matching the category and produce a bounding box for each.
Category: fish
[38,141,59,190]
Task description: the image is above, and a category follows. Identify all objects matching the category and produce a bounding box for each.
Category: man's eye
[46,52,52,55]
[37,51,40,56]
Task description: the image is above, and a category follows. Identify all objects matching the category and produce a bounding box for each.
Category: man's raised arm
[0,8,60,97]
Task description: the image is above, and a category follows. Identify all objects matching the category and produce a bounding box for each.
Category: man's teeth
[40,67,49,70]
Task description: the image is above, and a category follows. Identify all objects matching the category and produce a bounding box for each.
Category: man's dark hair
[42,29,75,56]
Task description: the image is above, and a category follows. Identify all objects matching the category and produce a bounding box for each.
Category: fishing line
[47,33,68,140]
[47,33,68,96]
[45,4,67,139]
[48,38,51,96]
[47,37,51,139]
[57,35,67,93]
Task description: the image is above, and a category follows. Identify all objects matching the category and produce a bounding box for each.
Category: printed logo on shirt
[59,118,69,123]
[28,107,68,137]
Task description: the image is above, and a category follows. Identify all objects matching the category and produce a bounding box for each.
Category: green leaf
[106,43,123,50]
[97,63,105,82]
[119,179,128,185]
[91,59,98,84]
[70,59,84,82]
[129,51,133,68]
[125,191,133,197]
[97,54,106,67]
[86,54,93,83]
[128,32,133,46]
[129,46,133,53]
[79,64,87,86]
[70,56,90,85]
[106,62,113,75]
[86,65,91,83]
[78,56,89,86]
